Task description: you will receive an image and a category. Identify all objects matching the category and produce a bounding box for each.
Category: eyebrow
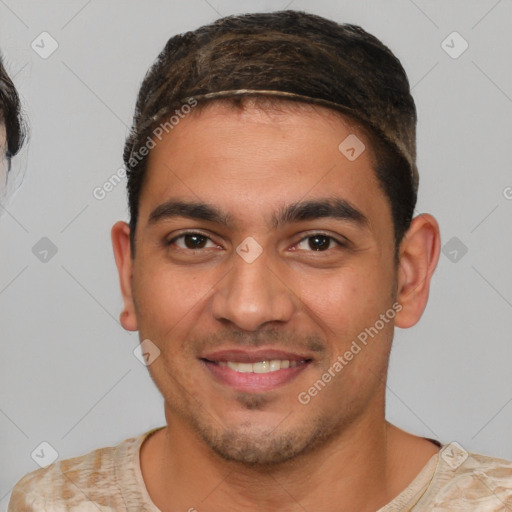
[148,197,369,230]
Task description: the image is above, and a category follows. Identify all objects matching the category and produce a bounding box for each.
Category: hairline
[129,96,402,262]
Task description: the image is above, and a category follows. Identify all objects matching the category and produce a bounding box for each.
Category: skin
[111,101,441,512]
[0,123,8,198]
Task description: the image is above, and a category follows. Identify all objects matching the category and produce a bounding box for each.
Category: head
[112,11,440,466]
[0,55,24,199]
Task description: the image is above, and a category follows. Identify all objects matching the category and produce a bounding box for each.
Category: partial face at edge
[116,102,404,465]
[0,123,8,199]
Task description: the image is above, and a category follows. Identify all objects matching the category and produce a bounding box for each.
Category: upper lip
[199,348,314,364]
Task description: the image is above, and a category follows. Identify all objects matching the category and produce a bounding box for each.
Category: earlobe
[111,221,138,332]
[394,214,441,329]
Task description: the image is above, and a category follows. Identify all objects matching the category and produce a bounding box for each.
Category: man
[9,10,512,511]
[0,54,24,202]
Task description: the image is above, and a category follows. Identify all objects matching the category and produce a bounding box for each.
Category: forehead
[138,100,389,233]
[144,100,375,181]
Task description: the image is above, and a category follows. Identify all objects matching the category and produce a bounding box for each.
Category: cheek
[0,156,8,197]
[295,263,392,334]
[132,259,215,337]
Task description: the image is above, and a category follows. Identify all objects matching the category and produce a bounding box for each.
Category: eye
[294,233,345,252]
[165,231,347,254]
[166,232,218,250]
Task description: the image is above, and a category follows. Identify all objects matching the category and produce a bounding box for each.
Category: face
[117,102,406,465]
[0,123,8,199]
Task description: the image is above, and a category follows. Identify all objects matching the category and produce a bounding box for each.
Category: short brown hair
[0,55,25,158]
[124,10,418,258]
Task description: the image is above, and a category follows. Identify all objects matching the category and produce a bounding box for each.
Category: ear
[111,221,138,331]
[394,213,441,329]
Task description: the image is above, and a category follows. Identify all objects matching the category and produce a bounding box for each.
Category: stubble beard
[166,388,354,467]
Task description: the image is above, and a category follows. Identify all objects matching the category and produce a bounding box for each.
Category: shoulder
[8,431,148,512]
[423,443,512,510]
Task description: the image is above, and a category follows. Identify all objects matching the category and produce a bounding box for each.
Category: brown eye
[167,232,215,250]
[308,235,330,251]
[296,234,343,252]
[183,234,208,249]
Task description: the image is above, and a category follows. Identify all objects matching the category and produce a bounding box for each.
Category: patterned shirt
[8,427,512,511]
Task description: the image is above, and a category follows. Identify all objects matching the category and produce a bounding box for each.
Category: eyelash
[165,231,347,253]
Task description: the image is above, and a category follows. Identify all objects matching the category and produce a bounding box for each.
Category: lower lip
[201,360,311,392]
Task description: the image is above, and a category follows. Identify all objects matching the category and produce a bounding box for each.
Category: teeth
[269,360,281,372]
[253,361,270,373]
[218,359,303,373]
[237,363,253,373]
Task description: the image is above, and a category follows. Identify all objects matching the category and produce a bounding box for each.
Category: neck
[140,405,427,512]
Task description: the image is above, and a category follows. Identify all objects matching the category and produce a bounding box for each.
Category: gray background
[1,0,511,506]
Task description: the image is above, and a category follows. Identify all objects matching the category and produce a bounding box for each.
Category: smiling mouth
[201,358,311,373]
[200,356,313,393]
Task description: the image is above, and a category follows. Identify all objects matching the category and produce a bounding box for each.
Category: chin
[194,412,340,467]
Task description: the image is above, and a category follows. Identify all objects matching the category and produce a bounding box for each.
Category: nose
[211,246,296,332]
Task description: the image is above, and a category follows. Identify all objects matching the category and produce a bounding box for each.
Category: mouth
[199,348,314,392]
